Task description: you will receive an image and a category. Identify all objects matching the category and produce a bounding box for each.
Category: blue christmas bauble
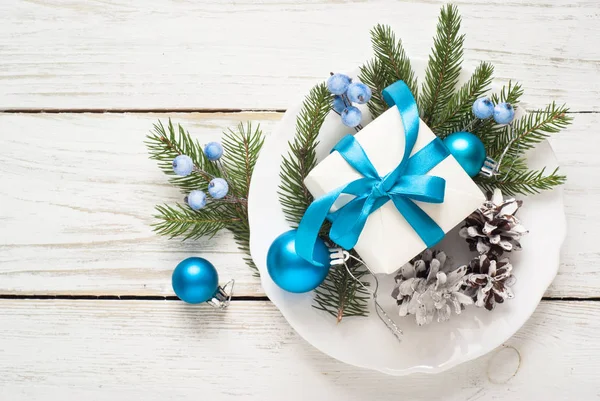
[443,131,487,177]
[172,257,219,304]
[266,230,331,293]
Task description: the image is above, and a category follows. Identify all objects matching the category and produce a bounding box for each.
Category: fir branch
[145,119,221,193]
[491,102,572,160]
[221,122,265,273]
[221,122,265,198]
[359,24,418,119]
[278,83,332,226]
[419,4,465,126]
[477,166,566,196]
[431,61,494,138]
[313,258,371,322]
[470,81,525,158]
[153,203,237,241]
[359,59,389,119]
[148,120,265,273]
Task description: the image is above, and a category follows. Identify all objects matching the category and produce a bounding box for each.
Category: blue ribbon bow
[296,80,451,266]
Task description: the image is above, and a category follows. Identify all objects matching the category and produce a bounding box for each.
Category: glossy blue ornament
[172,257,219,304]
[266,229,331,293]
[443,131,487,177]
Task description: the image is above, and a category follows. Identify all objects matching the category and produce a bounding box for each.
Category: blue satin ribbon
[296,80,450,266]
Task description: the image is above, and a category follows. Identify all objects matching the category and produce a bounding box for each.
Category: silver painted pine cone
[391,250,473,326]
[459,188,528,257]
[464,254,516,311]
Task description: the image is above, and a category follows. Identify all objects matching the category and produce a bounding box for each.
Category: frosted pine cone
[391,250,473,326]
[459,188,528,257]
[464,254,516,311]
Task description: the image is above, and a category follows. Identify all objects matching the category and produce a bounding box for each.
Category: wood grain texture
[0,0,598,111]
[0,299,598,400]
[0,112,595,297]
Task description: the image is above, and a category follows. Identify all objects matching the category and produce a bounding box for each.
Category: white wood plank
[0,112,595,297]
[0,299,598,400]
[0,0,598,111]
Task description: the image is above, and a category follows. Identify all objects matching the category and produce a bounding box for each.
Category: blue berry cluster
[472,97,515,125]
[172,141,231,211]
[326,73,372,128]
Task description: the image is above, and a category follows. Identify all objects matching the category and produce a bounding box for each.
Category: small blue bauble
[443,131,487,177]
[332,96,346,114]
[327,73,352,95]
[204,142,224,161]
[341,106,362,128]
[172,257,219,304]
[187,190,207,210]
[346,82,372,104]
[208,178,229,199]
[493,102,515,124]
[266,229,331,293]
[172,155,194,176]
[472,97,495,119]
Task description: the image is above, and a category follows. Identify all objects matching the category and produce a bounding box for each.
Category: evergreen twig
[145,119,220,193]
[359,24,418,119]
[478,166,566,196]
[147,121,265,272]
[153,203,236,241]
[313,258,371,322]
[278,83,332,226]
[419,4,464,125]
[431,61,494,138]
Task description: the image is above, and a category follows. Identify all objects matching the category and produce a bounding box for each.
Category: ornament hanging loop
[207,279,235,309]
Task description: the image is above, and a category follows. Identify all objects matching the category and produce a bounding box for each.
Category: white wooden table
[1,1,599,399]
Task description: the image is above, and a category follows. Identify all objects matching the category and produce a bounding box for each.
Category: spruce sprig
[491,102,572,159]
[419,4,464,126]
[313,259,371,322]
[146,120,221,193]
[147,120,264,272]
[359,24,418,119]
[278,83,332,226]
[153,203,235,240]
[431,61,494,138]
[478,167,566,196]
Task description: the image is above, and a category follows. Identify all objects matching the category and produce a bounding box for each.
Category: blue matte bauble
[443,131,487,177]
[266,229,331,293]
[172,257,219,304]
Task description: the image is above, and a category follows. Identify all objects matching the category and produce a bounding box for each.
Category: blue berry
[326,73,351,95]
[493,102,515,124]
[204,142,223,161]
[172,155,194,176]
[341,106,362,128]
[472,97,495,119]
[187,190,207,210]
[332,96,346,114]
[346,83,372,104]
[208,178,229,199]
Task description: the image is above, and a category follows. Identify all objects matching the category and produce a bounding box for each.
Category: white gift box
[304,107,486,275]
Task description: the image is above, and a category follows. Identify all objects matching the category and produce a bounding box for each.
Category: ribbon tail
[390,196,445,248]
[329,196,376,250]
[295,187,344,266]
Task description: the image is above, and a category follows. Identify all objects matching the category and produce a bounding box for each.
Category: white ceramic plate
[248,62,566,375]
